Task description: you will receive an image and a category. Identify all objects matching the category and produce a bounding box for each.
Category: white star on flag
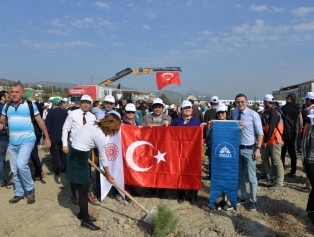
[153,150,166,164]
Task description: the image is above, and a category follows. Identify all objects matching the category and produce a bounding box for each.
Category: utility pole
[51,84,53,95]
[90,75,93,85]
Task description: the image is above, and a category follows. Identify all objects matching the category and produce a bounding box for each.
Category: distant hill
[155,90,184,102]
[0,78,16,85]
[27,81,77,89]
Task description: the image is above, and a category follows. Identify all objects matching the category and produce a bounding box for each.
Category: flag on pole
[121,125,203,190]
[100,130,125,201]
[156,72,181,90]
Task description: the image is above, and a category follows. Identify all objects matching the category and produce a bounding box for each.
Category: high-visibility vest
[265,108,284,145]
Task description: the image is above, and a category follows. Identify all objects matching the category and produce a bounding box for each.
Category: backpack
[5,100,42,141]
[272,107,295,143]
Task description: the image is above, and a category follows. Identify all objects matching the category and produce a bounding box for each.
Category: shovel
[87,159,157,224]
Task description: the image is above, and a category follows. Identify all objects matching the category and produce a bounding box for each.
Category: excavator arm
[99,67,181,87]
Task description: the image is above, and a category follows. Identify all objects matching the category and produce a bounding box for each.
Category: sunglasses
[105,101,114,105]
[126,111,135,114]
[217,111,225,115]
[183,106,192,110]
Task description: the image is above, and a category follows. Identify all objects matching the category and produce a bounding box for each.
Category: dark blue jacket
[0,102,9,141]
[45,107,68,144]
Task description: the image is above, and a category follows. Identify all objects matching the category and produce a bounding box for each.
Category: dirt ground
[0,147,314,237]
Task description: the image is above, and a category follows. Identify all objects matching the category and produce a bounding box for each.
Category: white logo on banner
[215,142,235,158]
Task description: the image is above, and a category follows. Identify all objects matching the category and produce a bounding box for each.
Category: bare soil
[0,147,313,237]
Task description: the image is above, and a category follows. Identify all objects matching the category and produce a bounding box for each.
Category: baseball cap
[52,98,61,105]
[169,104,175,109]
[305,92,314,100]
[181,100,192,108]
[62,98,68,102]
[152,98,163,105]
[125,103,136,112]
[216,104,227,113]
[25,92,34,99]
[107,110,121,119]
[257,106,264,113]
[80,94,93,103]
[210,96,219,104]
[263,94,274,102]
[104,95,115,103]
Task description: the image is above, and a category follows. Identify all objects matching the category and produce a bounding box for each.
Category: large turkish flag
[121,125,203,190]
[156,72,181,90]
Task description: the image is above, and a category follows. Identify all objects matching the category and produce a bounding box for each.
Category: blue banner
[209,121,240,210]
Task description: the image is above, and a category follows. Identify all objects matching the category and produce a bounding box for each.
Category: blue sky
[1,0,314,99]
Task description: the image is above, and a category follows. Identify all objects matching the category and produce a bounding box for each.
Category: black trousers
[30,140,42,177]
[304,163,314,212]
[281,141,297,174]
[50,142,66,172]
[78,183,90,223]
[178,189,198,199]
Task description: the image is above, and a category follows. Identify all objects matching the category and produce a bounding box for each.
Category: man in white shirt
[62,95,96,204]
[93,95,116,198]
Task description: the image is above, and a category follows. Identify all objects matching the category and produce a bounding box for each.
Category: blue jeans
[8,142,35,196]
[0,141,9,183]
[238,148,258,202]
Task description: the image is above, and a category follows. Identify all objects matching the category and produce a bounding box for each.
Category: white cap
[107,110,121,119]
[181,100,192,108]
[125,103,136,112]
[62,98,68,102]
[210,96,219,104]
[152,98,164,105]
[257,106,264,112]
[80,94,93,103]
[44,103,49,107]
[169,104,175,109]
[216,104,227,113]
[305,92,314,100]
[263,94,274,102]
[104,95,115,103]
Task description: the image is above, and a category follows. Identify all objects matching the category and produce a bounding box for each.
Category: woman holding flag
[65,111,121,231]
[171,100,201,205]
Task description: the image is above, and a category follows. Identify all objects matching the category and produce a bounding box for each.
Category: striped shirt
[2,100,39,145]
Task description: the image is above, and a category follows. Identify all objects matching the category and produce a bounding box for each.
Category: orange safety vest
[265,109,284,145]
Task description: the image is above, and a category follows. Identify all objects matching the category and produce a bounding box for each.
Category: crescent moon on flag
[126,141,154,172]
[162,73,174,80]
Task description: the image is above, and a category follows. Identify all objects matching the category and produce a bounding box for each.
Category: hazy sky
[1,0,314,99]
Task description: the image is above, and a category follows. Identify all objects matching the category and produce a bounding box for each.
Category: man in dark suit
[45,98,68,175]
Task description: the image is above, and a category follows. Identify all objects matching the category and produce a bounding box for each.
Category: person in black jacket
[45,98,68,175]
[280,93,303,177]
[25,92,45,181]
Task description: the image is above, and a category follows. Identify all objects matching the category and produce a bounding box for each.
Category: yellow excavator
[99,67,181,87]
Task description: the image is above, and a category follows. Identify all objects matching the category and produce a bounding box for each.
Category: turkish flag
[121,125,203,190]
[156,72,181,90]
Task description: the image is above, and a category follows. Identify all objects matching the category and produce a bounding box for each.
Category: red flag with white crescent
[156,72,181,90]
[121,125,203,190]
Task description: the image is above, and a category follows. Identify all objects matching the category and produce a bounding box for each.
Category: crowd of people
[0,82,313,230]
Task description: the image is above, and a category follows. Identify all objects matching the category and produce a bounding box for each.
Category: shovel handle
[88,159,150,215]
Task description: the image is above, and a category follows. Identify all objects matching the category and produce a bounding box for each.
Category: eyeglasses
[105,101,114,105]
[236,101,246,104]
[217,111,225,115]
[126,111,135,114]
[153,105,163,109]
[182,106,192,110]
[81,100,91,104]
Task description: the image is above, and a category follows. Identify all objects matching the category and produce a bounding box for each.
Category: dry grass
[268,211,310,237]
